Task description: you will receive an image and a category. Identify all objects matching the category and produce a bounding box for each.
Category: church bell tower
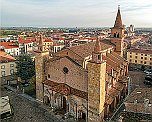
[111,6,125,57]
[35,34,49,102]
[87,38,106,122]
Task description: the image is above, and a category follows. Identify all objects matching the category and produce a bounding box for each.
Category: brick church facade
[35,7,129,122]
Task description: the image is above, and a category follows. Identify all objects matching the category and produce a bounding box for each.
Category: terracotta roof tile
[105,94,114,105]
[43,80,88,100]
[18,37,35,44]
[43,80,58,87]
[128,48,152,55]
[125,88,152,103]
[51,83,71,95]
[58,41,113,59]
[0,42,19,49]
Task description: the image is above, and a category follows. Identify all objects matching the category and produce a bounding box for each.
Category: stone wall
[87,61,106,122]
[35,52,49,102]
[46,57,88,92]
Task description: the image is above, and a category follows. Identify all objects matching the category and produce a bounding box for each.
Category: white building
[0,42,20,56]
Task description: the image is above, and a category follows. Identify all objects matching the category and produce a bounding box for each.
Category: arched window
[117,33,119,38]
[114,33,116,38]
[98,55,101,60]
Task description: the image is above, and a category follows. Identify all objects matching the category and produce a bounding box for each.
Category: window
[145,57,147,60]
[136,53,138,55]
[1,65,5,69]
[141,54,143,56]
[150,58,152,60]
[63,67,69,74]
[141,61,143,63]
[141,57,143,59]
[130,52,132,54]
[10,69,14,74]
[135,56,137,59]
[135,60,137,63]
[48,74,50,78]
[130,55,132,58]
[129,59,132,62]
[10,64,14,67]
[144,61,146,64]
[145,54,147,56]
[1,71,5,76]
[150,62,152,65]
[98,55,101,60]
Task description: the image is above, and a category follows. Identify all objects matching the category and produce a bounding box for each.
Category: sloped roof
[0,42,19,49]
[58,40,113,59]
[43,80,88,100]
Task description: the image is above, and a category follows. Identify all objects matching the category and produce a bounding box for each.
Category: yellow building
[127,48,152,69]
[0,51,17,85]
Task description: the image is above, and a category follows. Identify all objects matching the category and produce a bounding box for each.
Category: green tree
[15,55,35,83]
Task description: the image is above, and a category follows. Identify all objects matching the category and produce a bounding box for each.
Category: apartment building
[0,42,20,56]
[0,51,17,85]
[127,48,152,69]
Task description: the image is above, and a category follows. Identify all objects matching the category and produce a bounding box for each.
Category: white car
[144,70,152,75]
[0,96,13,119]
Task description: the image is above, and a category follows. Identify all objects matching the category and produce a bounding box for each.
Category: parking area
[128,71,151,92]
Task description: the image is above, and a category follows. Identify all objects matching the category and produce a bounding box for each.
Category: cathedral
[35,7,129,122]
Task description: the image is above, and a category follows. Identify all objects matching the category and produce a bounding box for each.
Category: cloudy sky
[1,0,152,27]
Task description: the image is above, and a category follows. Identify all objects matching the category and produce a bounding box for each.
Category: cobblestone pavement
[1,86,75,122]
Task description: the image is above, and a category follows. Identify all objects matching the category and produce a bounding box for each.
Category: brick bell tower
[87,37,106,122]
[111,6,125,57]
[35,34,49,102]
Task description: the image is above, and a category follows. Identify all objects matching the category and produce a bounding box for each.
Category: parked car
[0,96,13,119]
[143,75,152,86]
[144,69,152,75]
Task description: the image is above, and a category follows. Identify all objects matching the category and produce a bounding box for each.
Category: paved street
[1,86,75,122]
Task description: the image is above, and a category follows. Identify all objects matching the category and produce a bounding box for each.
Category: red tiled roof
[43,38,53,42]
[51,83,71,95]
[18,37,35,44]
[125,88,152,103]
[43,80,58,87]
[0,51,15,63]
[105,95,114,105]
[128,48,152,55]
[0,42,19,49]
[0,56,14,63]
[56,40,113,59]
[43,80,88,100]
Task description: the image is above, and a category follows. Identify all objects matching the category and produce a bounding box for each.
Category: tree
[15,55,35,83]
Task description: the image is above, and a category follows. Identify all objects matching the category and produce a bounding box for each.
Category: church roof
[55,40,113,59]
[43,80,88,100]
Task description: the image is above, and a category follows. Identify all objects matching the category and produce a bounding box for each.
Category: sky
[1,0,152,27]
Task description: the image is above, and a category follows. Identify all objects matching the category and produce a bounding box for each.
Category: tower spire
[94,37,101,53]
[114,5,123,28]
[38,34,44,52]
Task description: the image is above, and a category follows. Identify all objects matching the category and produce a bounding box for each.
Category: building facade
[0,51,17,85]
[127,48,152,69]
[35,7,129,122]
